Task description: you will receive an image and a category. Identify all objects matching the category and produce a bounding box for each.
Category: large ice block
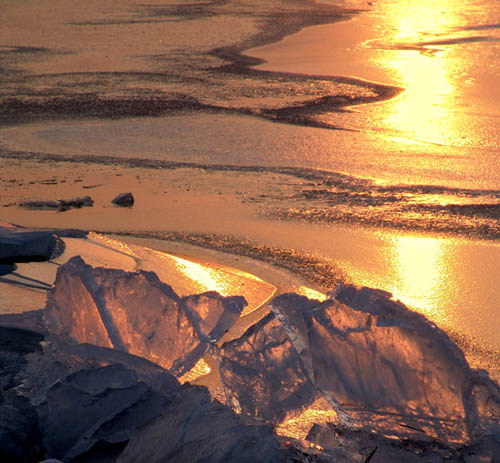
[44,256,246,376]
[270,286,500,442]
[39,364,172,461]
[219,312,316,425]
[0,223,86,264]
[0,321,336,463]
[117,384,285,463]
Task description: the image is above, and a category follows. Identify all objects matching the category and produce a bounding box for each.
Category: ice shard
[44,256,246,376]
[219,312,316,425]
[0,320,337,463]
[44,256,115,349]
[0,226,63,264]
[0,223,87,264]
[271,286,500,443]
[181,292,245,342]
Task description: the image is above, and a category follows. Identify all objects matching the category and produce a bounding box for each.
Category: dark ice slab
[0,263,16,275]
[0,325,45,461]
[0,322,182,409]
[44,256,246,377]
[0,322,184,462]
[219,312,316,425]
[0,321,335,463]
[118,380,334,463]
[0,223,87,265]
[0,227,63,264]
[0,390,44,462]
[117,383,281,463]
[307,422,500,463]
[39,364,172,461]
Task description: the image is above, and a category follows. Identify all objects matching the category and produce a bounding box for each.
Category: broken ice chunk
[44,256,246,377]
[117,384,286,463]
[181,291,246,342]
[44,256,114,349]
[38,364,172,461]
[305,298,471,441]
[272,287,500,443]
[219,312,315,425]
[0,226,63,264]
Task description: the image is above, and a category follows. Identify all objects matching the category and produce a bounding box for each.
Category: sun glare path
[88,231,138,257]
[388,234,449,323]
[153,251,233,296]
[371,0,465,147]
[150,249,276,317]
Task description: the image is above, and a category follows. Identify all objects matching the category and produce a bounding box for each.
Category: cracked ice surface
[219,312,316,425]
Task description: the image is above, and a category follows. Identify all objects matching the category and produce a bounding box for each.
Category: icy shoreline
[2,0,500,362]
[1,224,500,461]
[0,0,399,129]
[2,1,500,459]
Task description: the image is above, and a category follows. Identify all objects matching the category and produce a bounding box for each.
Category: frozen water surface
[2,0,500,456]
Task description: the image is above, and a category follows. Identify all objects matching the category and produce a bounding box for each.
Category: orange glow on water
[388,235,448,321]
[150,250,276,316]
[168,254,233,296]
[383,52,453,146]
[373,0,460,146]
[389,0,459,43]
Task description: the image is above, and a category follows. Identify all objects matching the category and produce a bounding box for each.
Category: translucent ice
[219,286,500,443]
[219,312,316,425]
[44,256,246,377]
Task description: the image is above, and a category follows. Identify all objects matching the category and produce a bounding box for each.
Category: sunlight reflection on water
[254,0,500,153]
[150,250,277,317]
[334,227,500,360]
[388,234,450,323]
[370,0,464,147]
[248,0,500,361]
[363,0,500,149]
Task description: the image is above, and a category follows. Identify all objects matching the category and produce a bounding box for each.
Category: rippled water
[243,0,500,365]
